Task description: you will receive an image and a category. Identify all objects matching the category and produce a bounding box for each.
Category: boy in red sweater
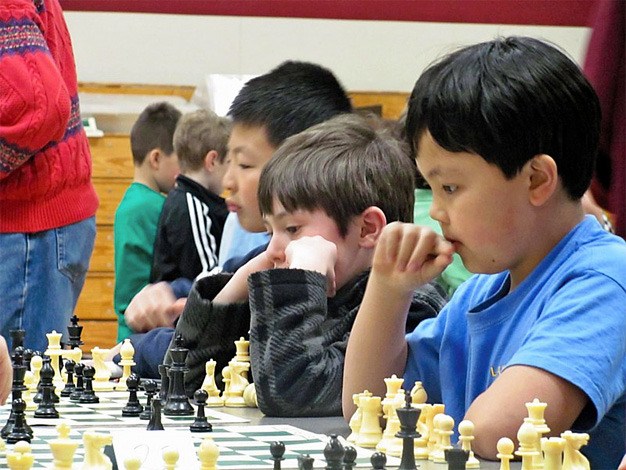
[0,0,99,351]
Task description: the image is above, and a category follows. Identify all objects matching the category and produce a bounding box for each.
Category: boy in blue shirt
[343,36,626,469]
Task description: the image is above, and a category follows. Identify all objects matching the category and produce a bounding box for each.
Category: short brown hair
[173,109,232,172]
[258,114,415,237]
[130,102,181,165]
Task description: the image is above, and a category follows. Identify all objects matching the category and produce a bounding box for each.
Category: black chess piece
[343,446,357,470]
[69,361,85,402]
[444,448,470,470]
[1,348,30,439]
[6,398,31,444]
[66,314,84,350]
[79,365,99,404]
[122,372,144,417]
[60,359,76,397]
[190,389,212,433]
[9,329,25,352]
[147,397,164,431]
[158,364,170,403]
[22,349,33,370]
[34,357,59,418]
[140,379,158,420]
[297,454,314,470]
[323,434,345,470]
[270,441,285,470]
[163,335,193,416]
[395,390,420,470]
[370,452,387,470]
[39,356,60,404]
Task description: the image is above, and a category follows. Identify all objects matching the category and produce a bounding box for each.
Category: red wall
[59,0,597,27]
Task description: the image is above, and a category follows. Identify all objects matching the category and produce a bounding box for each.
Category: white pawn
[497,437,515,470]
[29,356,42,392]
[7,441,34,470]
[50,421,79,470]
[162,447,179,470]
[431,414,454,463]
[542,437,565,470]
[116,339,135,391]
[458,420,480,468]
[197,437,220,470]
[123,457,142,470]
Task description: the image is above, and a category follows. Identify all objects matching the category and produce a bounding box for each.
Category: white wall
[64,12,590,93]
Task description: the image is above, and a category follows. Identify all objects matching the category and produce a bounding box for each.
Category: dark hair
[173,109,232,172]
[406,36,601,199]
[258,114,415,237]
[228,61,353,147]
[130,102,182,165]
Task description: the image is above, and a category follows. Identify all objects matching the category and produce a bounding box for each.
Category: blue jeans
[0,217,96,352]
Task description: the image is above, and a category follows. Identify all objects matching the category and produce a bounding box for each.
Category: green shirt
[113,182,165,341]
[414,188,472,297]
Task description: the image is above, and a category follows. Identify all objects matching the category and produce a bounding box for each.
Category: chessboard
[0,391,247,429]
[0,424,400,469]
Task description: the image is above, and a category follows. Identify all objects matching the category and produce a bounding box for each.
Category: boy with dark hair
[114,102,181,341]
[151,109,230,283]
[120,60,354,376]
[173,114,446,416]
[343,36,626,468]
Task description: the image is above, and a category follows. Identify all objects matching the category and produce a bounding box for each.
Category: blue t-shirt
[404,216,626,468]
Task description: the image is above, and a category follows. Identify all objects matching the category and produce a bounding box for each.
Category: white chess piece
[378,390,405,457]
[81,430,113,470]
[90,347,113,391]
[116,339,135,391]
[355,395,383,448]
[427,403,445,454]
[542,437,566,470]
[197,437,219,470]
[123,456,142,470]
[410,381,427,404]
[50,421,79,470]
[224,361,250,407]
[201,360,224,407]
[7,441,34,470]
[525,398,550,469]
[414,402,432,460]
[243,383,258,408]
[561,431,590,470]
[29,355,42,392]
[347,390,372,443]
[45,330,65,390]
[497,437,515,470]
[431,414,454,463]
[233,337,250,362]
[376,376,404,454]
[515,422,541,470]
[458,419,480,468]
[162,447,179,470]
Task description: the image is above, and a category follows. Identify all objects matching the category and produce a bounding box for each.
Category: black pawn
[444,448,469,470]
[60,359,76,397]
[122,373,144,417]
[323,434,344,470]
[140,379,158,420]
[270,441,285,470]
[9,329,25,352]
[395,390,420,470]
[34,358,59,418]
[6,398,31,444]
[297,454,314,470]
[147,397,164,431]
[22,349,33,370]
[190,389,212,433]
[370,452,387,470]
[343,446,357,470]
[79,365,99,404]
[69,362,85,401]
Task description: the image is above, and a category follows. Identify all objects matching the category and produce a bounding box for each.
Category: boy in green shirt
[113,102,181,341]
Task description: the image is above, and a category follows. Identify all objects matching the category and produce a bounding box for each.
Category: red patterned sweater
[0,0,98,232]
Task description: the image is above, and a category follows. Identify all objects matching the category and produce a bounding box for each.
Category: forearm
[343,272,411,419]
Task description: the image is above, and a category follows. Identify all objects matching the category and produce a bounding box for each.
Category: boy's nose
[266,236,286,266]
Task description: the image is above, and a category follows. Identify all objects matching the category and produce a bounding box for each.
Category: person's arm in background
[0,336,12,404]
[124,279,190,332]
[618,453,626,470]
[0,2,71,179]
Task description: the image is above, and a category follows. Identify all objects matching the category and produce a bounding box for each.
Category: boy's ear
[527,154,558,206]
[203,150,219,172]
[147,149,162,170]
[359,206,387,248]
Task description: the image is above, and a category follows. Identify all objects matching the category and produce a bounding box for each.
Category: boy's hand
[372,222,454,293]
[125,282,180,332]
[286,236,338,296]
[214,251,274,304]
